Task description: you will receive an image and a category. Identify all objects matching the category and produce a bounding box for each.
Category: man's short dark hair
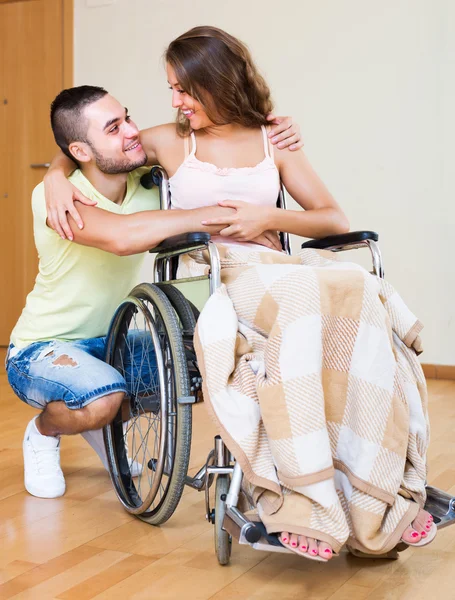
[50,85,108,161]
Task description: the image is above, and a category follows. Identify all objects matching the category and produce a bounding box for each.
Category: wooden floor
[1,351,455,599]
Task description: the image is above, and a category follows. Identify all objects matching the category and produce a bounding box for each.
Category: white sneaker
[23,416,66,498]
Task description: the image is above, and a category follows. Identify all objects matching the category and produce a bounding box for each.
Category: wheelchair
[102,166,455,564]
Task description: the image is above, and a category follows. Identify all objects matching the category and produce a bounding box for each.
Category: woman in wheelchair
[44,26,433,561]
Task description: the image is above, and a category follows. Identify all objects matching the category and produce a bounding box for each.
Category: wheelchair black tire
[156,284,198,333]
[104,283,192,525]
[214,475,232,565]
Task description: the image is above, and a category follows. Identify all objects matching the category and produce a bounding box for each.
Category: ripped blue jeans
[6,332,158,411]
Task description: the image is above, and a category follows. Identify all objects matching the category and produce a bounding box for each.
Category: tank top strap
[261,125,274,160]
[189,131,197,155]
[183,135,190,158]
[183,132,197,158]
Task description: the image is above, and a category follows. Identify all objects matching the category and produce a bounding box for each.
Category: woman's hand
[250,230,283,251]
[201,200,274,242]
[44,172,97,240]
[266,114,303,151]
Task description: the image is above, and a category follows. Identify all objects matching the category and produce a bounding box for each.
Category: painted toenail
[411,532,419,538]
[312,549,318,554]
[292,542,297,547]
[324,549,332,553]
[421,531,426,536]
[300,546,307,550]
[282,537,288,543]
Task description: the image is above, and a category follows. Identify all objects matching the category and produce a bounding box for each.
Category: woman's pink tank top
[169,125,281,250]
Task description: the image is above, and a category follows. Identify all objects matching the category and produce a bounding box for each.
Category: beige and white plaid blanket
[189,246,429,554]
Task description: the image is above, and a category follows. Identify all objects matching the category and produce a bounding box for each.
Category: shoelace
[32,444,62,475]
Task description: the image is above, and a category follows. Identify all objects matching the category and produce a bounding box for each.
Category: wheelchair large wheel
[104,283,192,525]
[214,475,232,565]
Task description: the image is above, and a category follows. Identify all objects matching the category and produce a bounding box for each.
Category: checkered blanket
[192,246,429,554]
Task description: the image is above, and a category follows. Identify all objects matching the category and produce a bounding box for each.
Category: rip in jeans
[34,344,80,368]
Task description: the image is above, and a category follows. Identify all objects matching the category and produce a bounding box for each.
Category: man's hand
[266,114,303,151]
[44,172,97,240]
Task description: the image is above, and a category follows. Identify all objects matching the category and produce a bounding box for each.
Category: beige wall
[74,0,454,365]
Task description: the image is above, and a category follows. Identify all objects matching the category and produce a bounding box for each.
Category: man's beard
[91,146,148,174]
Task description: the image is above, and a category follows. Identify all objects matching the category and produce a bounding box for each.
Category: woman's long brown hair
[165,26,274,135]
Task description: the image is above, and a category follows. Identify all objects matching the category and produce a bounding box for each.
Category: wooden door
[0,0,72,345]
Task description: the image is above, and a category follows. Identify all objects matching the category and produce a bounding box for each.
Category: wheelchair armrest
[149,232,211,254]
[301,230,379,250]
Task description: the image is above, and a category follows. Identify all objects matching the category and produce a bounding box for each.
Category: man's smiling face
[79,94,147,174]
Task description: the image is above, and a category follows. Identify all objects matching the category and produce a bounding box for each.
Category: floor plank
[1,368,454,599]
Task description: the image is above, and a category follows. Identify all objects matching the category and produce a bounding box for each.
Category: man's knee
[81,391,125,429]
[42,391,124,434]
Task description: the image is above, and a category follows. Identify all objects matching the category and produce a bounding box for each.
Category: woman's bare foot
[401,508,434,545]
[280,532,334,560]
[280,509,434,559]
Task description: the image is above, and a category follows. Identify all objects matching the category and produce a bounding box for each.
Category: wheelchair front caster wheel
[347,545,401,560]
[214,475,232,565]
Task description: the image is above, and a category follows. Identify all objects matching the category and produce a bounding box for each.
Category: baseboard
[421,364,455,380]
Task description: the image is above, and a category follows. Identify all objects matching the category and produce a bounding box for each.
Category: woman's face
[166,63,215,130]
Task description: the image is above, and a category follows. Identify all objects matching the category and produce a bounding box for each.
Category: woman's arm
[267,148,349,237]
[44,151,98,240]
[43,126,167,241]
[202,149,349,241]
[42,125,164,241]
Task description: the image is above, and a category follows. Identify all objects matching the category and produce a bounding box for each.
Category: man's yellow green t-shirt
[11,167,160,349]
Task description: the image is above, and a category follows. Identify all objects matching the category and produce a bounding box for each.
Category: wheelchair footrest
[251,540,293,554]
[424,485,455,529]
[222,511,294,554]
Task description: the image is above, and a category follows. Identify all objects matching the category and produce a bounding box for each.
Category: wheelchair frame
[106,166,455,564]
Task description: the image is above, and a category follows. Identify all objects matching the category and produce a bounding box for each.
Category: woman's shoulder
[138,123,186,167]
[139,123,189,174]
[139,122,182,146]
